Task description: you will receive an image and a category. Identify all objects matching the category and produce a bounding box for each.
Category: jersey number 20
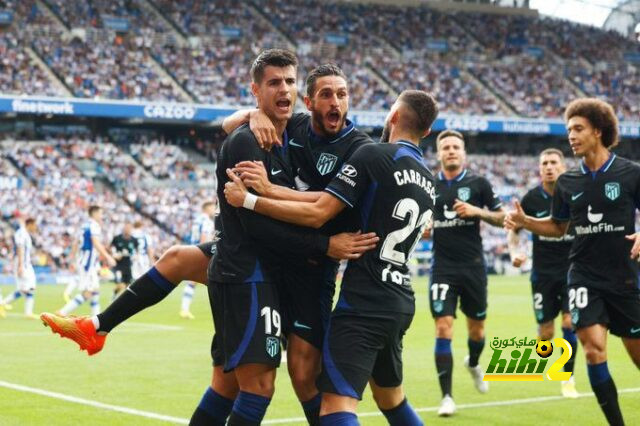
[380,198,432,266]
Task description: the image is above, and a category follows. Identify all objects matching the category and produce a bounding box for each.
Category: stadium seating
[1,0,638,119]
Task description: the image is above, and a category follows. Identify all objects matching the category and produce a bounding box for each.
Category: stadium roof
[531,0,639,35]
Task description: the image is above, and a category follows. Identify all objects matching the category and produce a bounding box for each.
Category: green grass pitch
[1,275,638,425]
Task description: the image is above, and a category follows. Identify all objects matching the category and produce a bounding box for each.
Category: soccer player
[505,98,640,426]
[110,223,138,299]
[180,201,216,319]
[1,217,38,318]
[427,129,505,416]
[222,63,373,423]
[208,49,381,426]
[131,221,154,279]
[225,89,438,426]
[56,205,116,316]
[507,148,579,398]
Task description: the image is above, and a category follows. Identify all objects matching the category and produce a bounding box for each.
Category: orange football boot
[40,312,106,355]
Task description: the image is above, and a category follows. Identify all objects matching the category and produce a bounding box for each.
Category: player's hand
[453,199,480,218]
[625,233,640,260]
[327,231,379,260]
[233,161,273,196]
[225,168,249,208]
[504,200,526,231]
[17,266,25,278]
[106,256,117,268]
[511,253,527,268]
[249,109,281,150]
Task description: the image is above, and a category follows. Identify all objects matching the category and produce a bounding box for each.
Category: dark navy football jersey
[521,185,573,280]
[287,113,373,235]
[325,141,436,314]
[432,169,502,268]
[551,154,640,288]
[211,124,329,284]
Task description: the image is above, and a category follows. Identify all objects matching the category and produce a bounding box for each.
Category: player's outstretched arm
[625,233,640,260]
[226,168,341,228]
[504,200,568,238]
[222,109,281,149]
[453,199,505,227]
[233,160,322,202]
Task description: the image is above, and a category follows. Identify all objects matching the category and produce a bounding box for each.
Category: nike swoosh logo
[631,327,640,334]
[294,321,312,330]
[571,192,584,201]
[438,371,448,377]
[476,311,487,317]
[434,194,440,199]
[535,211,548,218]
[289,139,304,148]
[271,169,282,175]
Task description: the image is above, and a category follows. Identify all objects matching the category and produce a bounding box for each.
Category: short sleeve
[90,222,101,237]
[551,177,570,221]
[324,144,373,208]
[14,230,26,247]
[480,178,502,211]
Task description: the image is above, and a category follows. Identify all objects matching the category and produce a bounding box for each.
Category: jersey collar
[309,119,355,145]
[438,168,467,182]
[273,129,289,158]
[580,153,616,178]
[538,185,551,199]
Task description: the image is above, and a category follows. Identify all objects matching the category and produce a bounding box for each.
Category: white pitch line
[2,379,639,425]
[262,387,640,424]
[0,381,188,424]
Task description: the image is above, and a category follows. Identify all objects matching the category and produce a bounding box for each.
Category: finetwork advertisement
[0,95,639,137]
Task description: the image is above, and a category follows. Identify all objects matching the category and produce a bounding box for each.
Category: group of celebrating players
[37,49,640,426]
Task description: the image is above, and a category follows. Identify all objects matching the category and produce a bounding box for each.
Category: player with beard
[224,89,438,426]
[507,148,579,398]
[222,63,373,424]
[427,130,505,417]
[40,52,375,426]
[505,98,640,426]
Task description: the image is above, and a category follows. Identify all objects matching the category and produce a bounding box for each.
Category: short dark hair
[250,49,298,84]
[88,205,101,216]
[540,148,565,162]
[306,63,347,97]
[397,90,438,138]
[564,98,619,149]
[436,129,464,149]
[25,217,36,226]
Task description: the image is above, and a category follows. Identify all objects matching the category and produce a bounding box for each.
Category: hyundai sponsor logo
[143,104,196,120]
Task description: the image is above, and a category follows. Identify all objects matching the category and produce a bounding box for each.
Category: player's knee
[236,368,276,398]
[583,343,606,364]
[158,244,183,269]
[371,386,404,411]
[538,322,554,340]
[435,318,453,338]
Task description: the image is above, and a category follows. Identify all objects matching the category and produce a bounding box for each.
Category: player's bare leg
[538,320,555,340]
[190,366,238,426]
[319,392,358,424]
[286,334,323,424]
[559,313,579,397]
[370,381,423,425]
[621,337,640,369]
[41,244,210,355]
[227,364,276,425]
[578,324,624,425]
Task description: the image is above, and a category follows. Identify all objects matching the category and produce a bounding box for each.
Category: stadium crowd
[0,0,637,119]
